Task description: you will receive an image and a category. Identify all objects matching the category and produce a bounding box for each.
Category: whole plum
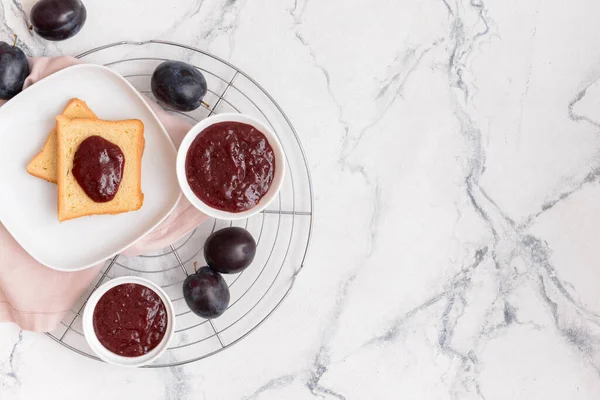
[31,0,87,41]
[0,39,29,100]
[204,227,256,274]
[182,267,230,319]
[151,61,207,111]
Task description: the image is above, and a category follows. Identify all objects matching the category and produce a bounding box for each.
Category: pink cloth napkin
[0,57,208,332]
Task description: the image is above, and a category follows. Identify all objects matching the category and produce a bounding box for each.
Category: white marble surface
[3,0,600,398]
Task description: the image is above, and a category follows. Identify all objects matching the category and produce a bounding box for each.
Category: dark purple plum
[0,40,29,100]
[151,61,207,111]
[31,0,87,41]
[204,227,256,274]
[182,267,230,319]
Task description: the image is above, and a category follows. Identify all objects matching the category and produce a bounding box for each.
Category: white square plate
[0,64,181,271]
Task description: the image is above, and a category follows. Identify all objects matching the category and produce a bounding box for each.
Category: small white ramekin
[176,113,286,220]
[82,276,175,367]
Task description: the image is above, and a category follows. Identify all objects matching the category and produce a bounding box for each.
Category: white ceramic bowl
[176,113,286,220]
[82,276,175,367]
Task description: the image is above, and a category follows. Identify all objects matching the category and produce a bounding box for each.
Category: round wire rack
[46,40,314,367]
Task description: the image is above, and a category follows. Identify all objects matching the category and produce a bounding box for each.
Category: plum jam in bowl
[82,276,175,367]
[176,113,286,220]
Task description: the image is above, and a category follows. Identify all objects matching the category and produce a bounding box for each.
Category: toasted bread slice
[56,116,145,222]
[27,99,97,183]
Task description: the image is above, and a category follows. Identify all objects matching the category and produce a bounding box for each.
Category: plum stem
[28,24,33,31]
[12,34,17,48]
[202,100,211,109]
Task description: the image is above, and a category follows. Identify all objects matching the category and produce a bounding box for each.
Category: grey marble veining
[3,0,600,398]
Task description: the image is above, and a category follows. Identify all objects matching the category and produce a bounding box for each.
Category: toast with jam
[27,99,97,183]
[55,116,144,222]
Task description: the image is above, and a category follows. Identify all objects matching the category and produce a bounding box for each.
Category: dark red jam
[185,121,275,212]
[93,283,167,357]
[72,136,125,203]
